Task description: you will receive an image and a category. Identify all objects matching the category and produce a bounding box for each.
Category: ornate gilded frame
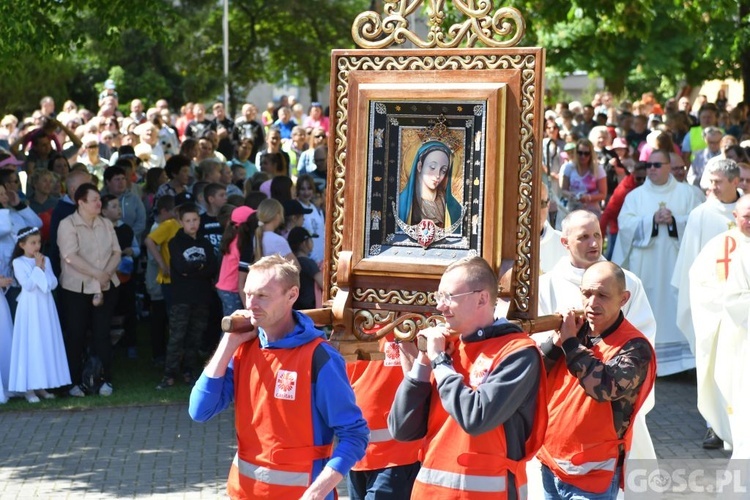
[322,3,544,353]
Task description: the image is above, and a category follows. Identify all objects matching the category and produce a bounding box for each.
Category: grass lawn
[0,320,201,412]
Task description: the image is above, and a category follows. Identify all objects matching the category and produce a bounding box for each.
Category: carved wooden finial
[352,0,526,49]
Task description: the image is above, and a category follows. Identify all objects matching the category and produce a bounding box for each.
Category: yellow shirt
[147,219,181,284]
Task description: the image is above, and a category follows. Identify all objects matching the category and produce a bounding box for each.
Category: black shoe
[703,428,723,449]
[156,376,175,390]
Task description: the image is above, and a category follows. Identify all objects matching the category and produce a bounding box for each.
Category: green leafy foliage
[1,1,749,113]
[0,0,367,114]
[519,0,750,100]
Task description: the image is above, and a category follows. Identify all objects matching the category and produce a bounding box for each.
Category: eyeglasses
[435,289,481,305]
[540,198,550,208]
[644,162,665,169]
[577,150,591,156]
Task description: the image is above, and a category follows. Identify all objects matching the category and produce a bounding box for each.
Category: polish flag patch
[274,370,298,400]
[384,342,401,367]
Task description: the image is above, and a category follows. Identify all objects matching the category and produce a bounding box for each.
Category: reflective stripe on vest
[369,427,393,443]
[553,457,617,476]
[233,454,310,487]
[416,466,507,493]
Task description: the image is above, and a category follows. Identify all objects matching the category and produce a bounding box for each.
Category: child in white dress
[9,227,71,403]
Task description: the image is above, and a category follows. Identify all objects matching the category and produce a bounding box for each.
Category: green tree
[0,0,177,111]
[437,0,750,101]
[180,0,368,114]
[515,0,750,100]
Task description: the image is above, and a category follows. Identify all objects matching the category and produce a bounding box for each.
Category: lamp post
[223,0,230,110]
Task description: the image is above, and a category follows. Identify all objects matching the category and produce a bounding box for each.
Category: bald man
[539,261,656,498]
[534,210,657,486]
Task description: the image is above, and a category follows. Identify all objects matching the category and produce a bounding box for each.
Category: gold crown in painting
[416,115,463,154]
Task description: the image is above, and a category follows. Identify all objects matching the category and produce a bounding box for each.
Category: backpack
[81,354,104,395]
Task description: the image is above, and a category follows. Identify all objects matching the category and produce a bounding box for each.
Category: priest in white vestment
[672,158,741,353]
[690,195,750,459]
[612,148,704,376]
[526,210,657,498]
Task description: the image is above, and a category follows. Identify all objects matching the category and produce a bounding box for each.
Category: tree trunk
[308,76,319,103]
[603,76,626,97]
[228,84,236,118]
[741,0,750,102]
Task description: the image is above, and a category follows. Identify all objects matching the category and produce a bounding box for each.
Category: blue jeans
[347,462,420,500]
[216,289,243,318]
[542,463,621,500]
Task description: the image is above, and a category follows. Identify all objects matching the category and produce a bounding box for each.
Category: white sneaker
[68,385,86,398]
[25,391,40,403]
[99,382,113,396]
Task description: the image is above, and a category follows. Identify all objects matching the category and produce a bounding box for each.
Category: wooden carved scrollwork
[352,0,526,49]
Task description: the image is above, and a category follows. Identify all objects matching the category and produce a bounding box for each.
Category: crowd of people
[0,90,329,403]
[0,85,749,499]
[539,90,750,459]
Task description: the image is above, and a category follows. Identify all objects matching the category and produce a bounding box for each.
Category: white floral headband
[15,226,39,242]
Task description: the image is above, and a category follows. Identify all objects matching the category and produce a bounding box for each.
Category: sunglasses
[577,150,591,156]
[644,162,665,169]
[314,134,326,139]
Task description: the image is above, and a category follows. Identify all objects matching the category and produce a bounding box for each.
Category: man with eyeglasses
[671,158,742,449]
[612,148,703,376]
[388,256,547,499]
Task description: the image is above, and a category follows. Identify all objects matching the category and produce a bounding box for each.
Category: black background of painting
[365,100,486,260]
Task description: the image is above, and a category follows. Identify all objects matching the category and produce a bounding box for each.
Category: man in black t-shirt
[185,103,215,140]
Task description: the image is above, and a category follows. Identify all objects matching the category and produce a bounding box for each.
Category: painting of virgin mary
[397,140,462,229]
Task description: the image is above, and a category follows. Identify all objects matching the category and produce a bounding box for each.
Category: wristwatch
[430,351,452,369]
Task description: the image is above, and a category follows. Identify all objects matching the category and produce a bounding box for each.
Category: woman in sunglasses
[560,138,607,214]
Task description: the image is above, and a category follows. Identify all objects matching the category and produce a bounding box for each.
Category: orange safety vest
[538,319,656,494]
[413,333,547,500]
[227,336,331,500]
[347,336,422,471]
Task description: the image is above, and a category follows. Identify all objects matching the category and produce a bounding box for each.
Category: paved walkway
[0,371,729,499]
